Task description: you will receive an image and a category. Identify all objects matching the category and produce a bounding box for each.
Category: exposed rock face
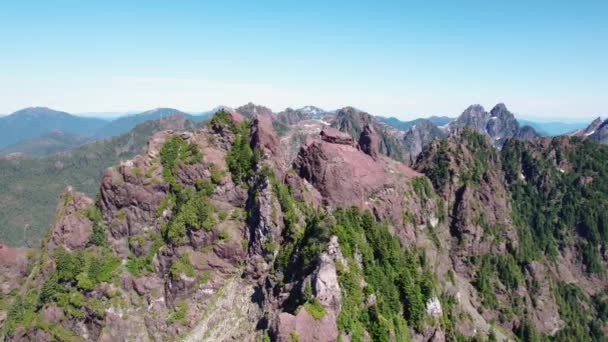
[591,119,608,144]
[320,127,355,145]
[447,103,538,146]
[276,108,315,125]
[312,236,344,313]
[486,103,520,140]
[569,117,603,137]
[46,187,94,251]
[415,129,517,256]
[274,310,338,342]
[251,114,279,155]
[403,119,446,164]
[572,117,608,145]
[331,107,408,162]
[358,124,380,159]
[516,125,539,140]
[293,129,433,244]
[0,242,29,295]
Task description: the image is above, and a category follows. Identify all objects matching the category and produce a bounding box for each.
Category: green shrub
[167,301,188,325]
[210,164,224,184]
[170,254,195,279]
[304,298,326,320]
[208,109,234,130]
[126,234,163,276]
[226,121,255,184]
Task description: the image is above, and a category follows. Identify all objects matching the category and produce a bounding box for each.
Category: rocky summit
[2,106,608,342]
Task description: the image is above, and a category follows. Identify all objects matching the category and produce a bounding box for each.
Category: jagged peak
[462,104,487,114]
[489,102,509,116]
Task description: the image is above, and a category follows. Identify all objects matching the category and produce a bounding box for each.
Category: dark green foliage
[3,293,36,335]
[163,188,216,243]
[170,254,195,279]
[472,253,523,310]
[126,234,163,276]
[208,109,234,130]
[502,138,608,271]
[226,121,256,184]
[412,176,433,199]
[209,164,224,184]
[85,206,107,247]
[160,135,202,188]
[332,208,434,338]
[426,140,451,190]
[195,178,215,196]
[552,282,599,341]
[167,301,188,325]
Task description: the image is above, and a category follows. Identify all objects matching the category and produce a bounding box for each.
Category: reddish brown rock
[46,187,94,251]
[274,310,338,342]
[251,114,279,155]
[319,127,355,145]
[0,242,29,294]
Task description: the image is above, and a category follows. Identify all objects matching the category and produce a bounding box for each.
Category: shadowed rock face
[358,124,380,159]
[403,119,447,164]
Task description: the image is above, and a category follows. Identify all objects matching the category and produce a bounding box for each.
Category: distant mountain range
[518,119,589,136]
[0,107,213,156]
[0,105,602,159]
[0,107,107,148]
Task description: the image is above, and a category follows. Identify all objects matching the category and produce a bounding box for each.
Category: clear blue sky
[0,0,606,120]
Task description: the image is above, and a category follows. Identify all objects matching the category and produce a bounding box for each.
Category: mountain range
[1,105,608,341]
[0,107,212,156]
[0,105,598,158]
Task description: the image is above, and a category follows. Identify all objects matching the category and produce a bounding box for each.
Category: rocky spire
[358,123,380,159]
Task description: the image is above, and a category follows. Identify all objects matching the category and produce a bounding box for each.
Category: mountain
[276,106,328,125]
[92,108,205,138]
[568,117,608,145]
[402,119,447,164]
[0,114,199,247]
[378,115,451,131]
[0,107,107,148]
[447,103,539,146]
[518,119,589,136]
[2,111,608,341]
[0,130,92,156]
[235,102,275,119]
